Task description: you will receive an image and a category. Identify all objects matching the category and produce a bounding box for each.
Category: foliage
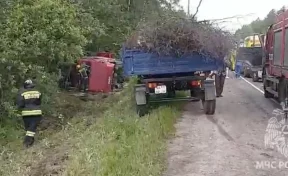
[234,6,286,40]
[0,0,185,144]
[0,0,184,144]
[126,10,233,59]
[71,0,181,54]
[0,0,96,143]
[0,80,184,176]
[4,0,91,70]
[0,0,192,175]
[65,100,182,176]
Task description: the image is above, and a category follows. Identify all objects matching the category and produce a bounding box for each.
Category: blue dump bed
[121,48,224,76]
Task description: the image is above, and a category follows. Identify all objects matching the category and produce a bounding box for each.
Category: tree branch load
[125,15,234,60]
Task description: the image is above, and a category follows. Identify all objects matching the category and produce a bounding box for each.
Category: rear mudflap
[203,80,216,100]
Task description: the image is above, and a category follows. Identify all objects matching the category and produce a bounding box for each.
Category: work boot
[23,136,30,148]
[23,136,34,148]
[30,137,35,146]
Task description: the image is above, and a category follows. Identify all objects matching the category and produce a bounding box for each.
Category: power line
[188,0,190,15]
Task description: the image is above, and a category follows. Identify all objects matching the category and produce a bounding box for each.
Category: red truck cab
[82,52,116,64]
[263,9,288,103]
[96,52,115,58]
[73,52,117,93]
[79,59,115,93]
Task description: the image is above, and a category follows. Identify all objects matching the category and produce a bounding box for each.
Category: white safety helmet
[24,79,33,88]
[24,79,33,85]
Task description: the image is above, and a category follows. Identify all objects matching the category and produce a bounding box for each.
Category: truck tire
[278,79,286,103]
[252,72,259,82]
[243,68,249,78]
[190,90,200,101]
[136,105,147,117]
[167,90,176,98]
[203,100,216,115]
[264,85,273,98]
[263,69,273,98]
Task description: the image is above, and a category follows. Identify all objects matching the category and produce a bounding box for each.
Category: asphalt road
[164,72,288,176]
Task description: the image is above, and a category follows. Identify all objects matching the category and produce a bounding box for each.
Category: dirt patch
[29,145,69,176]
[25,91,122,176]
[39,117,61,131]
[39,92,108,131]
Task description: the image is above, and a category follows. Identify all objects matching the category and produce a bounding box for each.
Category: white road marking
[271,98,279,104]
[232,72,279,104]
[239,76,264,94]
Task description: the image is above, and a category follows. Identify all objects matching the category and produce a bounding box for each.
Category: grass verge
[0,82,184,176]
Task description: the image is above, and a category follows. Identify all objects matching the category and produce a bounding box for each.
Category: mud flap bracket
[203,80,216,100]
[135,84,147,105]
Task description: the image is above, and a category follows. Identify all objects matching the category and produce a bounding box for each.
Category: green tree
[277,6,286,14]
[71,0,179,53]
[3,0,94,71]
[0,0,100,124]
[0,0,183,143]
[234,8,277,39]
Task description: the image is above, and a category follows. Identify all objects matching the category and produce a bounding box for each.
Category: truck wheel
[243,68,249,78]
[252,72,259,82]
[190,90,200,101]
[203,100,216,115]
[167,90,176,98]
[264,85,273,98]
[136,105,147,117]
[278,80,286,103]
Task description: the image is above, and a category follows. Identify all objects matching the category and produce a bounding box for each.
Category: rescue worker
[77,63,89,92]
[235,60,241,78]
[209,62,226,97]
[17,79,42,148]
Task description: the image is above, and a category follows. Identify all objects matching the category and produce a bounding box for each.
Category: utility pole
[188,0,190,15]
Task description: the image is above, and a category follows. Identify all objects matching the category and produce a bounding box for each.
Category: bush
[0,0,101,143]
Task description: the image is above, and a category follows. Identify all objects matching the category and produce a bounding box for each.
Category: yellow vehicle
[227,34,264,71]
[230,49,236,70]
[236,34,265,81]
[244,35,261,47]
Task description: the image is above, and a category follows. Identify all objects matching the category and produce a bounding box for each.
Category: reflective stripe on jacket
[213,70,226,76]
[26,131,36,137]
[22,110,42,116]
[78,68,88,78]
[17,88,42,117]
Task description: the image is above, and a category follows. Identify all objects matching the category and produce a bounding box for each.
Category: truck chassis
[243,66,262,82]
[134,73,216,116]
[263,66,287,103]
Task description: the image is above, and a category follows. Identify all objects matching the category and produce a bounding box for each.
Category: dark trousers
[22,115,42,147]
[215,74,225,96]
[78,77,88,91]
[81,77,88,91]
[235,65,241,78]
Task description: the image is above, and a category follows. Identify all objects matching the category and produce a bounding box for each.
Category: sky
[179,0,287,32]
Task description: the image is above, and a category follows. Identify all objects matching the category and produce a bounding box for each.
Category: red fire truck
[263,10,288,106]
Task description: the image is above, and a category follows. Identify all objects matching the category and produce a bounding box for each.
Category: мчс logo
[265,109,288,157]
